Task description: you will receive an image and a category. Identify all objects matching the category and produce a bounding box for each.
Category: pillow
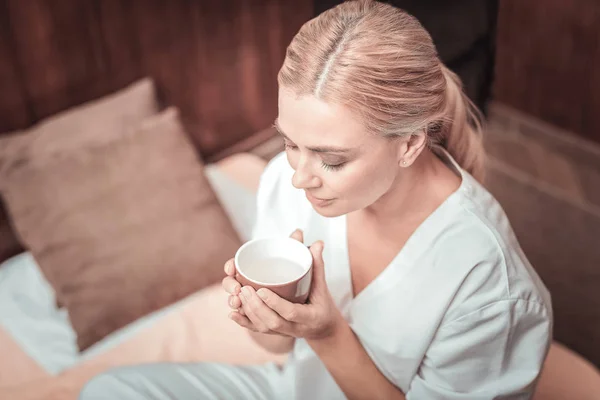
[0,107,241,351]
[0,78,159,168]
[0,77,160,267]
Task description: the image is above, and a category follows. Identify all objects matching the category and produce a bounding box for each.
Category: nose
[292,157,320,190]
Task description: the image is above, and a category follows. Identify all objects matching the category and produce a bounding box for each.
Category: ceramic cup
[234,237,313,303]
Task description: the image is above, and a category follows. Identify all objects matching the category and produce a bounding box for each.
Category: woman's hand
[228,229,344,341]
[222,256,243,313]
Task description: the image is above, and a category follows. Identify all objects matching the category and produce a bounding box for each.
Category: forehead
[277,89,367,146]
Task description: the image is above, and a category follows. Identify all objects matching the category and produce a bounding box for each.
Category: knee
[79,368,136,400]
[79,372,113,400]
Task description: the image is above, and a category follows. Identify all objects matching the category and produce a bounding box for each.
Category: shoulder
[256,152,301,209]
[428,178,552,324]
[253,152,311,238]
[257,152,293,189]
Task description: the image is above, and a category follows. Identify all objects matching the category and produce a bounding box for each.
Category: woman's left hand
[230,235,343,341]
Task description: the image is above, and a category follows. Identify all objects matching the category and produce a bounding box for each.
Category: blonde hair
[278,0,486,182]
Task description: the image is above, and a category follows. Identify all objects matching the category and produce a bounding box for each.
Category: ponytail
[439,65,486,183]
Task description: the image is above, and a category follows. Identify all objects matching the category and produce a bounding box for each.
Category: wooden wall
[494,0,600,143]
[0,0,312,262]
[3,1,599,151]
[0,0,313,155]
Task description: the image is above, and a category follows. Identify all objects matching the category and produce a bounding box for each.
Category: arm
[248,331,295,354]
[307,316,405,400]
[308,298,551,400]
[407,299,551,399]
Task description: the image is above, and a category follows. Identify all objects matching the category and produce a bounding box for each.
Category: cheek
[334,153,399,211]
[329,160,395,200]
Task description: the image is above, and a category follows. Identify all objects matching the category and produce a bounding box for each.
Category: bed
[0,151,288,399]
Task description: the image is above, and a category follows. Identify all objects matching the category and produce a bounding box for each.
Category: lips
[305,191,333,205]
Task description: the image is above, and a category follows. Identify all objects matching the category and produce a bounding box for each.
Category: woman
[80,1,552,399]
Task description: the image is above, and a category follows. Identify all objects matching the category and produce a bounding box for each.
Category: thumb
[290,229,304,243]
[309,241,326,285]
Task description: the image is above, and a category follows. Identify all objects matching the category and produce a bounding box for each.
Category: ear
[396,131,427,167]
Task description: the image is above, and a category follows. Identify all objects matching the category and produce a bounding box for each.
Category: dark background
[1,0,599,152]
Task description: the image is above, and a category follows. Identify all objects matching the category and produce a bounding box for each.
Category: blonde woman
[81,1,552,399]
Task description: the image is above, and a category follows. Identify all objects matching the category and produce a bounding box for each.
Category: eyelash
[321,161,345,171]
[284,143,346,171]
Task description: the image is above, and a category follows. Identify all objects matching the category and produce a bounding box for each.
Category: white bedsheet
[0,164,257,375]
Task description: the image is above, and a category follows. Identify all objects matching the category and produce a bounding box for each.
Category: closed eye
[321,161,345,171]
[284,138,346,171]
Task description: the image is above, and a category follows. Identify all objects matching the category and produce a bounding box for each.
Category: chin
[310,202,350,218]
[313,208,343,218]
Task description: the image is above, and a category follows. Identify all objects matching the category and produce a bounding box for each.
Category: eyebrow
[273,119,352,154]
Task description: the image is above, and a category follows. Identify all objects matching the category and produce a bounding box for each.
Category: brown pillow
[0,78,160,267]
[0,107,241,351]
[0,78,159,167]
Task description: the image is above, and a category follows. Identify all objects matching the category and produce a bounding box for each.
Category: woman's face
[276,89,403,218]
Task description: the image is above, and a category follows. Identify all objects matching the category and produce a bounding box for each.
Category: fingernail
[257,289,267,300]
[241,286,250,298]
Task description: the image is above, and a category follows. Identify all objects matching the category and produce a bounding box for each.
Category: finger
[309,241,326,287]
[243,286,293,334]
[228,311,257,332]
[222,276,241,295]
[257,288,308,324]
[224,258,236,276]
[239,288,269,333]
[290,229,304,243]
[228,294,241,310]
[239,287,278,333]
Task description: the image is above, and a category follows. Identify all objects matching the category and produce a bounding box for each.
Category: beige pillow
[0,107,241,351]
[0,78,159,267]
[0,78,159,169]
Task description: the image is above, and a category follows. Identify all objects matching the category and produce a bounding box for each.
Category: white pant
[79,362,284,400]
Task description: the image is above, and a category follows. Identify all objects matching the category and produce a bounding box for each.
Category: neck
[360,147,459,223]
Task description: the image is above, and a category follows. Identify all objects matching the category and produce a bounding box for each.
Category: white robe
[254,150,552,400]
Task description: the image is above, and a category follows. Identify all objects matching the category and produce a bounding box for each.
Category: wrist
[307,310,347,346]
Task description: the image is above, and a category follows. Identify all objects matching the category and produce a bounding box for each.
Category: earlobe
[395,139,409,166]
[400,132,427,167]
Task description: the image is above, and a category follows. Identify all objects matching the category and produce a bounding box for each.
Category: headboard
[0,0,313,262]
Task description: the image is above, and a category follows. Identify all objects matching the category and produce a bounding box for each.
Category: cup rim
[234,237,313,287]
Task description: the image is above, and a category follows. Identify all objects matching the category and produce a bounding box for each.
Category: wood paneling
[0,1,32,132]
[494,0,600,143]
[0,0,313,263]
[0,0,312,155]
[5,0,109,120]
